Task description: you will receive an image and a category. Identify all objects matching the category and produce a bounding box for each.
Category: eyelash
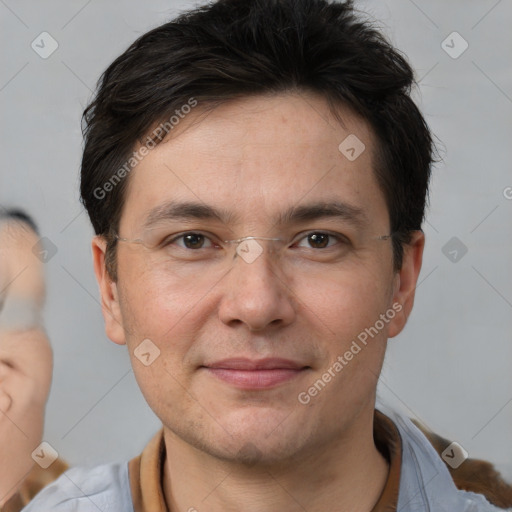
[162,230,351,250]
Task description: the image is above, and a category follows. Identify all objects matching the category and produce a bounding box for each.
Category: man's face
[94,93,417,464]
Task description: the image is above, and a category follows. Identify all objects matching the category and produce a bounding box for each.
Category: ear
[387,231,425,338]
[91,236,126,345]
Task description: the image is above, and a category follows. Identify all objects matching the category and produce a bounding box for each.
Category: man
[21,0,512,510]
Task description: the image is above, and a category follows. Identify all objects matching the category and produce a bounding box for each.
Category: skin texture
[93,92,424,512]
[0,219,53,507]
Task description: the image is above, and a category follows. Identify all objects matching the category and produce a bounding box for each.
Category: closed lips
[203,358,309,370]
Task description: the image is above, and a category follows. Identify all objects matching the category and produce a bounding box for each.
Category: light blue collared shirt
[22,404,507,511]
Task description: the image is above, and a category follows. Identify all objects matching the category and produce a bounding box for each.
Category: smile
[202,358,311,389]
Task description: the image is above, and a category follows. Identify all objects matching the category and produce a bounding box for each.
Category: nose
[217,242,296,332]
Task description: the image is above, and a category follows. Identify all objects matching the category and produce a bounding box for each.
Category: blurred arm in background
[0,210,54,509]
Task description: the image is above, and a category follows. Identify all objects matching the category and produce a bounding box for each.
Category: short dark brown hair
[80,0,437,279]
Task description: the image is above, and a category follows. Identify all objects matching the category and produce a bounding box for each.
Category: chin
[219,435,306,467]
[218,412,313,464]
[168,406,311,466]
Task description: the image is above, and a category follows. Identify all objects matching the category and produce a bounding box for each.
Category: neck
[162,409,389,512]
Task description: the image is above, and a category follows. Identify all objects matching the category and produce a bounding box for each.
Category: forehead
[119,92,388,232]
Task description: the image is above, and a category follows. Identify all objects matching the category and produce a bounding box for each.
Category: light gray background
[1,0,511,481]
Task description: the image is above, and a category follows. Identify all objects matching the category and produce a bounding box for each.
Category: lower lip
[204,368,307,389]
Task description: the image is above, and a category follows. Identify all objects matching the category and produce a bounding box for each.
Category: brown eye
[293,231,350,254]
[162,232,216,250]
[182,233,207,249]
[307,232,330,248]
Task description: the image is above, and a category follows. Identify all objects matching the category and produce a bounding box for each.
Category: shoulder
[410,417,512,510]
[376,404,512,510]
[21,461,133,512]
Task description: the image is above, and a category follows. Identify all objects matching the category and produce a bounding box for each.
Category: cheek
[306,273,390,395]
[128,343,202,431]
[119,257,209,339]
[130,361,177,425]
[119,265,207,391]
[299,263,393,338]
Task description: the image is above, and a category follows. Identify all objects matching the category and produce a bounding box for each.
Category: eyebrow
[142,199,368,230]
